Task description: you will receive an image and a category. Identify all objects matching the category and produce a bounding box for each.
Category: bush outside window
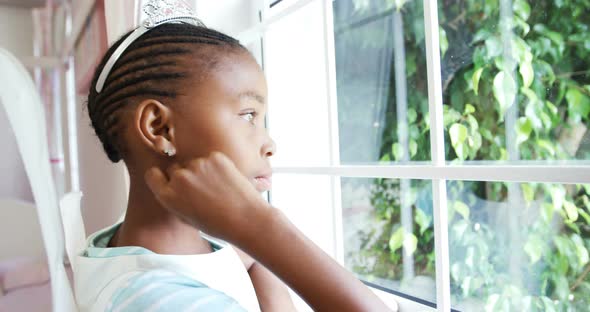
[334,0,590,310]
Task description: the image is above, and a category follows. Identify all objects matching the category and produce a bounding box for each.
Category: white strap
[60,192,86,275]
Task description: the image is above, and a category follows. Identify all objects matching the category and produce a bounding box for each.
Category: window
[234,0,590,311]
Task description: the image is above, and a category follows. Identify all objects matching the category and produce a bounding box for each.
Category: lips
[253,175,272,192]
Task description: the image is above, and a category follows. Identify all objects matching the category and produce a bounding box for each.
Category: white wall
[0,5,34,58]
[194,0,259,37]
[74,0,133,236]
[0,5,34,202]
[76,96,129,235]
[0,5,42,260]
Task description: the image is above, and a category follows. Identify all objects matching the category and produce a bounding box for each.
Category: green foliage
[337,0,590,310]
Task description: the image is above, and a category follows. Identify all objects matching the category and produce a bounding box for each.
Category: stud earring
[163,148,176,157]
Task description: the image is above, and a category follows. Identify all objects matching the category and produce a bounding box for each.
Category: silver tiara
[95,0,205,93]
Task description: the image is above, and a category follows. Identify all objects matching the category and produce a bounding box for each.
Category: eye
[240,111,257,124]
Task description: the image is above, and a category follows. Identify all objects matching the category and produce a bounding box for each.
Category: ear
[134,99,177,157]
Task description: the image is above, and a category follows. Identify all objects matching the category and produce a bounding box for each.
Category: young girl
[76,3,389,311]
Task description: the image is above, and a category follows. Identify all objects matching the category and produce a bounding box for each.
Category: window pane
[265,0,332,167]
[342,178,436,303]
[447,180,590,311]
[439,0,590,162]
[333,1,431,164]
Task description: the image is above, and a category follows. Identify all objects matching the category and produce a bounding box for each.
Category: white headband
[95,0,205,93]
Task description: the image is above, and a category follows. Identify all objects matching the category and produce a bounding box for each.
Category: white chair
[0,48,77,312]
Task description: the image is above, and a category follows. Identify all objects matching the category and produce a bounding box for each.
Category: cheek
[176,114,228,158]
[218,129,258,169]
[178,116,255,166]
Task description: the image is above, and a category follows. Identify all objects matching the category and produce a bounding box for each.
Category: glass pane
[342,178,436,303]
[333,1,431,164]
[265,0,332,167]
[439,0,590,162]
[447,180,590,311]
[271,174,337,254]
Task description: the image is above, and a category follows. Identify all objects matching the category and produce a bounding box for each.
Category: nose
[261,136,276,158]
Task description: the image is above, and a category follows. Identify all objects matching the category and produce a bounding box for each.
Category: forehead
[183,51,267,106]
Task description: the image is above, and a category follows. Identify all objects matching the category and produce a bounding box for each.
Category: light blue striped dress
[81,224,252,312]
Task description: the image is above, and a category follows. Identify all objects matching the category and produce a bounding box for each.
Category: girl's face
[172,51,275,192]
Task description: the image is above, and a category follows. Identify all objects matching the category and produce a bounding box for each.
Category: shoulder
[104,269,247,312]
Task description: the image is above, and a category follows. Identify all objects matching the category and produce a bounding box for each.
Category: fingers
[166,162,183,179]
[209,151,239,175]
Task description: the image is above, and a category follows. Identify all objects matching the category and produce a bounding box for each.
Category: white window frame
[234,0,590,311]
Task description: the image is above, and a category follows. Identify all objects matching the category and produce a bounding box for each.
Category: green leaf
[563,201,579,222]
[493,71,517,120]
[521,184,535,204]
[514,16,530,36]
[579,209,590,224]
[513,0,531,20]
[572,234,590,267]
[464,103,476,115]
[567,222,581,234]
[467,115,479,132]
[555,275,569,300]
[524,236,544,264]
[554,235,572,257]
[550,186,566,211]
[542,203,554,223]
[407,108,417,123]
[392,143,404,161]
[534,60,556,85]
[537,139,555,156]
[485,36,502,60]
[409,140,417,157]
[443,106,462,127]
[566,88,590,122]
[519,61,534,88]
[461,276,472,296]
[454,201,470,220]
[450,123,469,160]
[403,233,418,255]
[389,227,404,253]
[534,24,564,47]
[415,208,432,235]
[515,117,533,145]
[380,153,391,162]
[513,37,533,63]
[471,132,482,152]
[450,123,468,146]
[472,68,484,95]
[521,87,539,103]
[472,28,492,44]
[439,27,448,58]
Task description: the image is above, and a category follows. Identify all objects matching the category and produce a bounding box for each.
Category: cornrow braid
[87,23,247,163]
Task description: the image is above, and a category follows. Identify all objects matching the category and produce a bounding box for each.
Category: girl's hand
[145,152,390,311]
[144,152,269,242]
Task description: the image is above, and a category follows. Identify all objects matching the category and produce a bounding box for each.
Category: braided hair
[87,23,248,163]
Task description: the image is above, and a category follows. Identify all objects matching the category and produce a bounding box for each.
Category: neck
[111,173,212,255]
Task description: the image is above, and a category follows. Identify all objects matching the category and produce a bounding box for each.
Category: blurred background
[1,0,589,311]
